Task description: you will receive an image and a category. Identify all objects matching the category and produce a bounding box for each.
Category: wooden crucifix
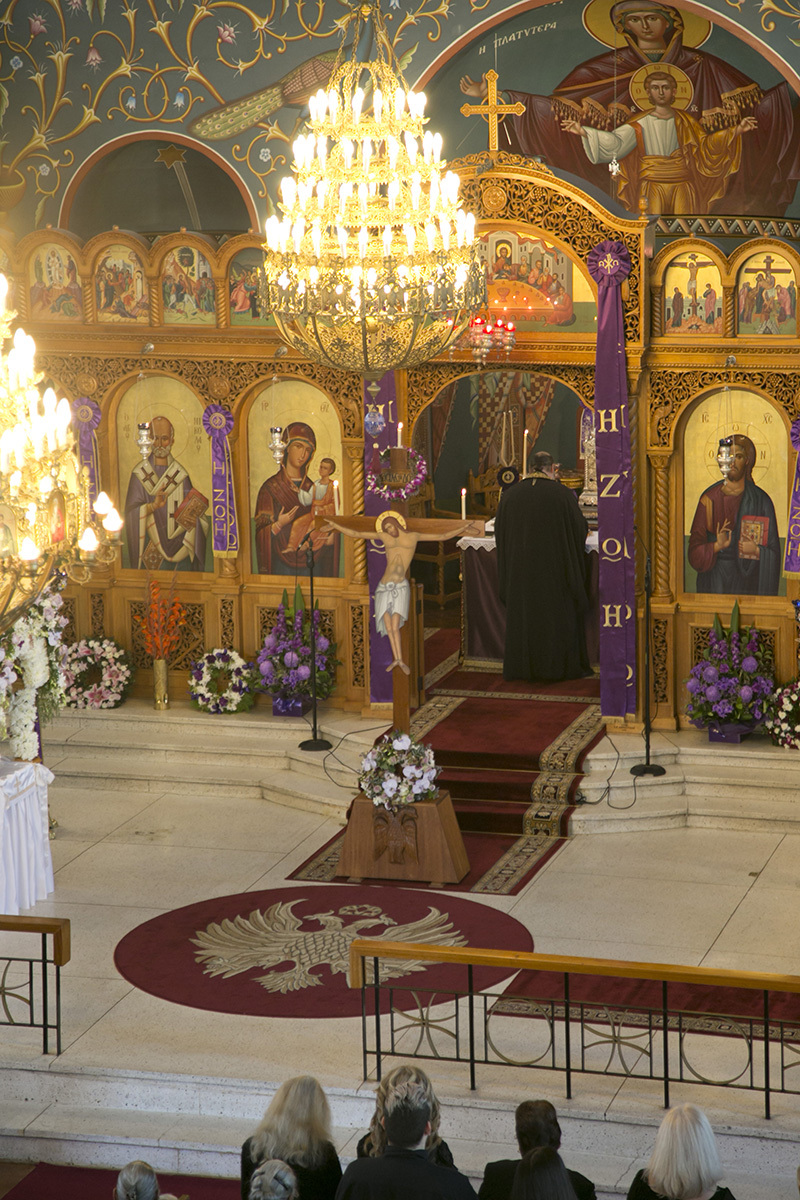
[323,510,484,732]
[460,68,525,153]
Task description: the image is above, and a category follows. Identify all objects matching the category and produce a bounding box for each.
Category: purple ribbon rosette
[202,403,239,556]
[70,398,102,506]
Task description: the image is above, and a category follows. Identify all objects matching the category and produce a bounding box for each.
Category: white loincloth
[374,579,410,634]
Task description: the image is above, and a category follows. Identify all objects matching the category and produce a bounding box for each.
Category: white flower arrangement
[3,580,68,759]
[358,729,439,812]
[765,678,800,750]
[189,648,257,714]
[63,639,134,709]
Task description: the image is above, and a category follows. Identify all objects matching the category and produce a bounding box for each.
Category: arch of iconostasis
[646,238,800,727]
[5,226,371,707]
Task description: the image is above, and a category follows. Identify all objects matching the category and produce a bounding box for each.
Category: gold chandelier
[260,0,486,385]
[0,274,122,635]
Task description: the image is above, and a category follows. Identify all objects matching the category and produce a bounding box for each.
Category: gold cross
[460,69,525,153]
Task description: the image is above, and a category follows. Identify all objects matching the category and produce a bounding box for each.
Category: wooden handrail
[0,916,71,966]
[349,939,800,995]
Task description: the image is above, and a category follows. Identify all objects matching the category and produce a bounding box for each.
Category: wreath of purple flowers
[189,648,257,714]
[366,447,427,501]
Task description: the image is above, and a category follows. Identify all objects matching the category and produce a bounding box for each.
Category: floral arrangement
[62,639,134,709]
[190,648,257,714]
[257,585,339,700]
[134,576,186,660]
[764,679,800,750]
[2,579,69,759]
[359,729,439,811]
[685,602,774,729]
[366,447,427,501]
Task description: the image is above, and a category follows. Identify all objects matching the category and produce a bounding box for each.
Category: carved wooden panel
[90,592,105,638]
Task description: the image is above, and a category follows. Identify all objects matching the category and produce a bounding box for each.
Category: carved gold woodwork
[90,592,105,638]
[36,351,364,439]
[652,617,669,705]
[454,152,646,346]
[649,452,672,600]
[349,602,367,690]
[406,362,597,430]
[648,367,800,449]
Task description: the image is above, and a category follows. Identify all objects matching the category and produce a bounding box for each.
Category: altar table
[0,760,55,915]
[457,533,599,670]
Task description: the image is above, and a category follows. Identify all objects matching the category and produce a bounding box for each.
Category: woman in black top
[510,1147,579,1200]
[626,1104,736,1200]
[356,1064,455,1168]
[241,1076,342,1200]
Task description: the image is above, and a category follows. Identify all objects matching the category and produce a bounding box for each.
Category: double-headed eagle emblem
[191,900,467,994]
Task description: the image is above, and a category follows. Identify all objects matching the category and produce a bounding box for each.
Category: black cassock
[495,475,590,683]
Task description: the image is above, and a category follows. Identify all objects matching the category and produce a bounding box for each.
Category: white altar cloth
[0,759,54,915]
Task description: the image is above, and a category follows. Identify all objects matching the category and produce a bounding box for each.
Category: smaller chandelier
[0,275,121,633]
[260,0,486,383]
[450,314,516,364]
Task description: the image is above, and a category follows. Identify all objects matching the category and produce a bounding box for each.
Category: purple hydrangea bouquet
[257,585,339,702]
[685,602,774,734]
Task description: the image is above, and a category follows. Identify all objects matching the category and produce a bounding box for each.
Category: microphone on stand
[297,530,314,551]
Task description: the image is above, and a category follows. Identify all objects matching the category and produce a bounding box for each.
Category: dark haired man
[336,1082,476,1200]
[479,1100,596,1200]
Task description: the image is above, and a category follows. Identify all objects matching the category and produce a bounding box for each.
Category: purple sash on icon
[70,398,101,506]
[784,416,800,578]
[202,404,238,556]
[588,240,636,717]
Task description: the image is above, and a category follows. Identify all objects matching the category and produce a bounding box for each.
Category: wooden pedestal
[336,790,470,886]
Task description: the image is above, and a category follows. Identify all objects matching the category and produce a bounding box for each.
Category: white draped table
[0,759,55,915]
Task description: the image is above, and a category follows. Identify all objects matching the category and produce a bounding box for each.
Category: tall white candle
[397,422,403,448]
[522,428,529,477]
[333,479,340,514]
[461,488,466,519]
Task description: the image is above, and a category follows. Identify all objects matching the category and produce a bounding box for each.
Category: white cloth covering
[0,759,54,915]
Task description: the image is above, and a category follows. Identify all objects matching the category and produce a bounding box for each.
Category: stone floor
[2,703,800,1198]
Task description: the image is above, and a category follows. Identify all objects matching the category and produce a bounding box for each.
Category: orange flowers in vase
[135,577,186,659]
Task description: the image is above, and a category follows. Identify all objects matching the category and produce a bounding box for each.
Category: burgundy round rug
[114,884,532,1018]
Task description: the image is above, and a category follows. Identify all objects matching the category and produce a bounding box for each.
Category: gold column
[650,452,672,600]
[343,439,367,582]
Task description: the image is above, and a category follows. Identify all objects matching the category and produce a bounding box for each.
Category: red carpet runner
[291,629,603,894]
[3,1163,239,1200]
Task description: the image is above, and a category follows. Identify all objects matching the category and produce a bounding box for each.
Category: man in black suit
[336,1082,476,1200]
[479,1100,596,1200]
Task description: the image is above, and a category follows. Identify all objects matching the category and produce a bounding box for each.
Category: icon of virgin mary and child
[254,421,340,576]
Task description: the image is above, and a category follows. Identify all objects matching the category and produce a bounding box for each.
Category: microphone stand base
[299,737,333,752]
[630,763,667,777]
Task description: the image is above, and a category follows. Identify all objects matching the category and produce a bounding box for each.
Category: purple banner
[588,240,636,717]
[784,417,800,578]
[364,374,397,702]
[70,398,101,506]
[202,404,238,557]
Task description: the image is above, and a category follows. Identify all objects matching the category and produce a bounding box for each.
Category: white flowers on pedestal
[1,582,68,759]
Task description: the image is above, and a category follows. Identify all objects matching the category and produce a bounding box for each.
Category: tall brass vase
[153,658,169,710]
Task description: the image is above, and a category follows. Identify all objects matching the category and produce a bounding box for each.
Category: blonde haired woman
[241,1077,342,1200]
[357,1064,455,1168]
[627,1105,736,1200]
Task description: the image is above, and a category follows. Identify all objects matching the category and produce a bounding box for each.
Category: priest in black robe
[496,452,591,683]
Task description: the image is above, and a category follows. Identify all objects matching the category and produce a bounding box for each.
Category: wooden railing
[0,916,71,1054]
[349,939,800,1118]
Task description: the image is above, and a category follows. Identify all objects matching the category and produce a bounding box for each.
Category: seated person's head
[114,1161,159,1200]
[383,1081,431,1149]
[516,1100,561,1154]
[511,1147,578,1200]
[249,1160,299,1200]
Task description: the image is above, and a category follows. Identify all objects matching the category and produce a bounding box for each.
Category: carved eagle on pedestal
[191,900,467,994]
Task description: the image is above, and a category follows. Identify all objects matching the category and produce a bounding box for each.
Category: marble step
[575,732,800,831]
[0,1063,798,1198]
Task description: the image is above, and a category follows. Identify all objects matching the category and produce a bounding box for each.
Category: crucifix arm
[415,519,483,542]
[322,517,383,541]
